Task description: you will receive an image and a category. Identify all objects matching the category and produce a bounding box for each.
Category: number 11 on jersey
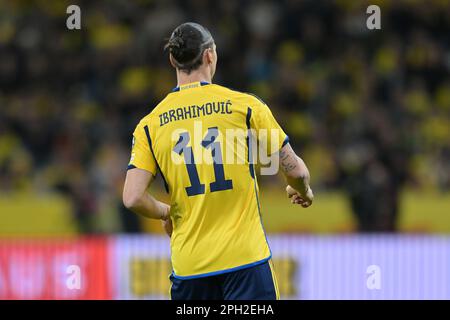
[173,127,233,196]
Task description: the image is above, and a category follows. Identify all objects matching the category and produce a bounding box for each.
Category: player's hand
[286,185,314,208]
[162,217,173,237]
[159,202,173,237]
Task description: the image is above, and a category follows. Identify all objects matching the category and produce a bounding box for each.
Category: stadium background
[0,0,449,299]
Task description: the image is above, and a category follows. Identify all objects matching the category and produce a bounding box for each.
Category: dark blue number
[173,128,233,196]
[201,127,233,192]
[173,132,205,196]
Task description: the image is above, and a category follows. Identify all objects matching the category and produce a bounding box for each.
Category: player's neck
[176,69,211,87]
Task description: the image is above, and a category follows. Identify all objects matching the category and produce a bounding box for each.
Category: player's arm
[123,122,171,230]
[249,94,313,207]
[123,168,170,220]
[278,143,314,208]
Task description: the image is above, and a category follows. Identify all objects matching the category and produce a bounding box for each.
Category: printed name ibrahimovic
[159,100,232,127]
[176,304,274,317]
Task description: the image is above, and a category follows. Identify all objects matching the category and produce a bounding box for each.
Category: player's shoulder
[210,84,268,107]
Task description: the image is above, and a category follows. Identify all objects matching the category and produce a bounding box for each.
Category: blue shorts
[169,260,279,300]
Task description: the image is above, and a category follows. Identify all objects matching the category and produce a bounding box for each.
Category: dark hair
[165,22,214,74]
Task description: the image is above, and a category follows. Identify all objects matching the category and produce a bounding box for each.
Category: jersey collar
[172,81,210,92]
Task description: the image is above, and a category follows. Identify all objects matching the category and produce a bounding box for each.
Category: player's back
[130,81,287,278]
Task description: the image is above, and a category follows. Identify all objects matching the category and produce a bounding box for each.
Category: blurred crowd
[0,0,449,232]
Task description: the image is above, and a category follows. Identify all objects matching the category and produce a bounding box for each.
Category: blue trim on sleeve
[246,106,272,263]
[246,107,255,179]
[144,125,169,193]
[245,107,252,128]
[127,164,136,170]
[171,255,271,280]
[282,135,290,147]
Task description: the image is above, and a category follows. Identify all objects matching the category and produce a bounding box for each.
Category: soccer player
[123,22,313,300]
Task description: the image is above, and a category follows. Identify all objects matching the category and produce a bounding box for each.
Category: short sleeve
[250,97,289,156]
[127,123,157,175]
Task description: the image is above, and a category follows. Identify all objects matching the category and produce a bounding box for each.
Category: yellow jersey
[128,81,288,279]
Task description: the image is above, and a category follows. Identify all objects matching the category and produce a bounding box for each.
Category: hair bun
[169,36,184,51]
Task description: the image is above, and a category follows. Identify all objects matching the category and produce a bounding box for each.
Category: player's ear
[169,54,177,68]
[204,48,214,65]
